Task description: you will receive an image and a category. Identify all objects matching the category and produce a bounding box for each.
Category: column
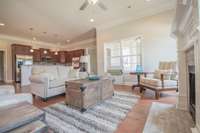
[177,35,189,111]
[194,36,200,132]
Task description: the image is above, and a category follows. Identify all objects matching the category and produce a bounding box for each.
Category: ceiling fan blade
[80,0,89,10]
[97,1,107,11]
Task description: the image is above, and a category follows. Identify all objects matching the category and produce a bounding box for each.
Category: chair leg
[155,91,160,100]
[140,87,143,93]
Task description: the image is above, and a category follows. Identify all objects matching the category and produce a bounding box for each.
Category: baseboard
[191,126,200,133]
[177,95,189,111]
[4,80,14,84]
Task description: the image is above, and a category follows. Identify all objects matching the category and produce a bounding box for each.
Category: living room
[0,0,199,133]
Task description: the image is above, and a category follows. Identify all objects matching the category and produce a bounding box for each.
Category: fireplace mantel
[172,0,200,132]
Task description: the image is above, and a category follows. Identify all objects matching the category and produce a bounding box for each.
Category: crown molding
[0,34,57,49]
[62,38,96,48]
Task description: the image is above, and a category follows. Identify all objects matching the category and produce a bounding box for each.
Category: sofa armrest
[29,75,49,84]
[0,85,15,96]
[0,93,33,108]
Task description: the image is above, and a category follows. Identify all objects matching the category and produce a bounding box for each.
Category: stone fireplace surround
[172,0,200,132]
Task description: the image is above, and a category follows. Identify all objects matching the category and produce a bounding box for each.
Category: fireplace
[188,65,195,122]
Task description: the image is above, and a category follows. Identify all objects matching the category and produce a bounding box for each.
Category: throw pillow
[154,70,172,80]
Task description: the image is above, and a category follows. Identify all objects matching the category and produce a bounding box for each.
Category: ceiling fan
[80,0,107,11]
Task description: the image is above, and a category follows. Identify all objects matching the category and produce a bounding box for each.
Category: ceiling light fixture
[0,23,5,26]
[54,51,58,55]
[145,0,151,2]
[67,40,70,43]
[88,0,98,5]
[30,49,34,53]
[44,50,48,54]
[90,18,94,22]
[128,5,132,8]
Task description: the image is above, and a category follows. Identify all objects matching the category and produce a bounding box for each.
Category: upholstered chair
[140,61,178,99]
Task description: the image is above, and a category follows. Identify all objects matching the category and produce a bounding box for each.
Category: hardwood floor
[2,83,177,133]
[30,84,177,133]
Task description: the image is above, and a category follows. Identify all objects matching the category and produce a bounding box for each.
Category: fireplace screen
[188,65,195,121]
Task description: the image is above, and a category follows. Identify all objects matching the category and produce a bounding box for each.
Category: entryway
[0,51,4,84]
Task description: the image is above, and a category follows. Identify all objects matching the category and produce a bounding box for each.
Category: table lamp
[136,65,143,74]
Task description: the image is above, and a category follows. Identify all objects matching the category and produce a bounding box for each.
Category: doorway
[0,51,4,83]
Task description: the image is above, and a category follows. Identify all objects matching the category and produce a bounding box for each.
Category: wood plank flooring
[7,83,178,133]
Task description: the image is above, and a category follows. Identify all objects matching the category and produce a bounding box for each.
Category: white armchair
[139,61,178,99]
[0,85,33,107]
[107,69,124,84]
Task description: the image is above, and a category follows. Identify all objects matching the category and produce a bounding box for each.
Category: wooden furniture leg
[140,86,143,93]
[155,91,160,99]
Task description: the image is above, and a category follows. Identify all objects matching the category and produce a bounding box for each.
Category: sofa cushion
[141,77,177,88]
[57,66,70,80]
[0,85,15,96]
[32,66,45,75]
[49,79,65,88]
[44,66,59,80]
[154,70,172,80]
[0,93,33,107]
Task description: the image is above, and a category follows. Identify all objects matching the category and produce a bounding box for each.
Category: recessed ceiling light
[67,40,70,43]
[90,18,94,22]
[33,37,36,41]
[128,5,132,8]
[145,0,151,2]
[0,23,5,26]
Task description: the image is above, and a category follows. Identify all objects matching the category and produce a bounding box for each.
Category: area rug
[43,91,140,133]
[143,102,194,133]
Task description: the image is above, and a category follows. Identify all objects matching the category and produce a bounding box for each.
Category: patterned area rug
[143,102,194,133]
[43,91,140,133]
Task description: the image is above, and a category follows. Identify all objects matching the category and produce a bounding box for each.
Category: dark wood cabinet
[32,49,41,62]
[39,48,50,59]
[11,44,85,81]
[11,44,32,81]
[58,51,66,63]
[50,51,59,63]
[66,49,84,63]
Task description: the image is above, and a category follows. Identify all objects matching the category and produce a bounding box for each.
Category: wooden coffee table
[65,78,114,112]
[0,102,47,133]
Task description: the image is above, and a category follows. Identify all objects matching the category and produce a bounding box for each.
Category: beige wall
[97,10,177,75]
[0,40,12,82]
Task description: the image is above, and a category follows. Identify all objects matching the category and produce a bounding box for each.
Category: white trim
[4,80,14,84]
[197,25,200,31]
[0,49,7,82]
[179,6,193,32]
[63,38,96,48]
[182,36,198,51]
[191,126,200,133]
[0,34,57,48]
[182,0,188,5]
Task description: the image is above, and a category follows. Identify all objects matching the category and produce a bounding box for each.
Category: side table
[129,72,149,93]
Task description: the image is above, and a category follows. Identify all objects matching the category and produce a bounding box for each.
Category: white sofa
[0,85,33,107]
[30,65,81,101]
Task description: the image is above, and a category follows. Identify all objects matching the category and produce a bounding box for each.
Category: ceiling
[0,0,175,45]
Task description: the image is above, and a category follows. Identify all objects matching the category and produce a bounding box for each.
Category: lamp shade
[136,65,143,73]
[80,55,89,63]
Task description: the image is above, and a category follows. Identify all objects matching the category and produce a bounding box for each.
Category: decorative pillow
[39,73,55,81]
[32,66,45,75]
[154,70,172,80]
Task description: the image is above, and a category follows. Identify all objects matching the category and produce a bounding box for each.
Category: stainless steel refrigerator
[16,55,33,83]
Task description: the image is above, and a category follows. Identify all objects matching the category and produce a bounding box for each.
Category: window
[105,36,142,73]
